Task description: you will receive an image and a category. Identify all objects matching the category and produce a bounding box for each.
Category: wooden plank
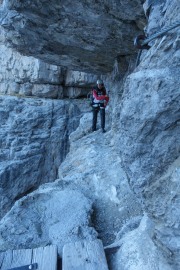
[10,248,32,268]
[0,252,5,267]
[0,250,14,270]
[0,245,57,270]
[32,245,57,270]
[62,239,109,270]
[0,249,32,269]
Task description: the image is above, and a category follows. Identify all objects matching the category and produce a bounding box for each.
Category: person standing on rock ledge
[91,79,109,133]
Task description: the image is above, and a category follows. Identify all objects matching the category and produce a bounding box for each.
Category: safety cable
[135,49,143,68]
[142,21,180,46]
[134,21,180,67]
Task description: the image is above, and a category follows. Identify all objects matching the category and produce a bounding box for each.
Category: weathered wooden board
[0,252,5,267]
[32,246,57,270]
[0,245,57,270]
[62,239,109,270]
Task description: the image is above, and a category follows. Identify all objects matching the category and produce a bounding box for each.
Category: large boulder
[0,184,97,256]
[108,215,172,270]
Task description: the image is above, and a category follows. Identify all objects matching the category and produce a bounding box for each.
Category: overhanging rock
[0,0,145,73]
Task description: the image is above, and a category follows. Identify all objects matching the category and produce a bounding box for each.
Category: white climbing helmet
[97,79,103,85]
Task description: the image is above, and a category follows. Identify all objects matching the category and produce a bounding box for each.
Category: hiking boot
[92,128,96,132]
[102,129,106,133]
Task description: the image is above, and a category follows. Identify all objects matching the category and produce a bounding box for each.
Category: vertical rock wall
[0,96,86,218]
[0,28,98,219]
[0,27,64,98]
[0,0,179,269]
[112,0,180,267]
[0,27,97,99]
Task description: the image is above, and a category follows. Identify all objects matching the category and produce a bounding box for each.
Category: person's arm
[104,96,109,102]
[104,95,109,107]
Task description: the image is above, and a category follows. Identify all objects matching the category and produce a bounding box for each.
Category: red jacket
[92,86,109,107]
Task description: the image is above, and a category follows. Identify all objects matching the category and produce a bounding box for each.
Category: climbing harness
[134,21,180,66]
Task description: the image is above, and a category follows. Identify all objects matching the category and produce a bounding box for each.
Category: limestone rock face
[0,42,64,98]
[113,0,180,267]
[0,0,145,73]
[63,70,98,98]
[0,96,86,218]
[0,185,97,256]
[0,0,179,269]
[58,122,142,245]
[0,34,98,99]
[109,215,172,270]
[0,27,98,99]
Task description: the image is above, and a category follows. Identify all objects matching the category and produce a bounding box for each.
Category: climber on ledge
[91,79,109,133]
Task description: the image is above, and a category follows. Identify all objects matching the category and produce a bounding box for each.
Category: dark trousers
[92,107,105,130]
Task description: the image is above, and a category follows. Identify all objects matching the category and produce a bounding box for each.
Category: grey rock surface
[0,185,97,256]
[65,70,98,87]
[108,214,172,270]
[113,0,180,267]
[63,70,99,98]
[0,34,97,99]
[57,125,142,245]
[0,0,179,269]
[0,96,87,218]
[0,31,64,98]
[0,0,145,73]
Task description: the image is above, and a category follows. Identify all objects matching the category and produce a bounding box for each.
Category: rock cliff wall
[0,96,87,218]
[112,0,180,268]
[0,0,179,269]
[109,1,180,269]
[0,29,97,98]
[0,0,145,73]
